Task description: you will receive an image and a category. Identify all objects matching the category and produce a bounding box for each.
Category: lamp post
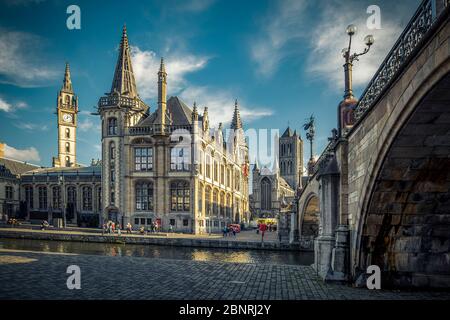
[342,25,374,99]
[339,25,374,132]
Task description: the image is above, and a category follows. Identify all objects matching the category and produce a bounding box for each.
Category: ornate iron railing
[352,0,447,125]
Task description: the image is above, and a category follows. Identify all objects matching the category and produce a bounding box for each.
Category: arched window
[213,189,218,215]
[220,192,225,217]
[198,184,204,216]
[205,186,211,216]
[82,186,92,211]
[65,128,70,138]
[108,117,117,135]
[67,186,76,204]
[65,95,70,105]
[52,186,61,209]
[65,156,70,167]
[261,177,272,211]
[170,181,190,212]
[65,142,70,153]
[38,186,47,210]
[135,182,154,211]
[25,186,33,209]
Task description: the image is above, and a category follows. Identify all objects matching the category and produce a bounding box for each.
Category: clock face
[62,113,73,123]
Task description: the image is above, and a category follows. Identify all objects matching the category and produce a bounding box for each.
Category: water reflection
[0,238,313,266]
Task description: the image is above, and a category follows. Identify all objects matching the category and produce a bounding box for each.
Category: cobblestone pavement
[0,249,449,300]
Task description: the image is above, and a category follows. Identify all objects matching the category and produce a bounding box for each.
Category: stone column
[314,156,340,280]
[290,200,299,244]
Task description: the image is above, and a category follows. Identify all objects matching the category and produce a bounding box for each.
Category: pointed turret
[155,57,168,128]
[110,25,138,98]
[202,106,209,132]
[191,101,199,123]
[62,62,73,93]
[230,99,243,130]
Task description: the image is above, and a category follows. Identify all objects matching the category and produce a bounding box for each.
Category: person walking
[222,225,227,237]
[259,223,267,243]
[117,223,121,236]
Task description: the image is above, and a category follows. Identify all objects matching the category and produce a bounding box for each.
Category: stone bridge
[291,0,450,288]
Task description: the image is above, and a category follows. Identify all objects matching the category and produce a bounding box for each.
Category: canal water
[0,238,313,266]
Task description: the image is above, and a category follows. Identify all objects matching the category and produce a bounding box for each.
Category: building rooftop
[0,157,41,176]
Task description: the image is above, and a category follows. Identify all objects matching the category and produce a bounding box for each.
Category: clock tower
[53,63,78,168]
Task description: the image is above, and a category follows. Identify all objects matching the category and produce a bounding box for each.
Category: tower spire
[230,99,243,130]
[155,57,168,128]
[62,62,73,93]
[110,25,138,98]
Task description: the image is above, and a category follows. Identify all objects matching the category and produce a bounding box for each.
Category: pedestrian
[169,224,173,233]
[259,223,267,243]
[117,223,121,236]
[126,222,132,234]
[102,223,106,235]
[111,222,116,234]
[222,226,227,237]
[232,227,236,237]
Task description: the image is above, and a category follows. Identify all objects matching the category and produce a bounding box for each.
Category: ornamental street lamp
[342,24,374,99]
[339,25,374,132]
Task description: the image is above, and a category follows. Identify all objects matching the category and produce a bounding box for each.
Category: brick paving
[0,250,449,300]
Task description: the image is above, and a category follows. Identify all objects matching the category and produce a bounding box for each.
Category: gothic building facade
[97,27,250,233]
[251,128,304,219]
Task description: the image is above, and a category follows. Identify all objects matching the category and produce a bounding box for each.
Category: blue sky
[0,0,419,168]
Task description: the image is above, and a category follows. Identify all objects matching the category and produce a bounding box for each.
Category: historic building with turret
[97,27,250,233]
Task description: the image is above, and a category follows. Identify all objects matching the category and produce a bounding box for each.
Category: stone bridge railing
[352,0,449,127]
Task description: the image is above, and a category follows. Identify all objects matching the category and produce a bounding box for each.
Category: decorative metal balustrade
[352,0,448,126]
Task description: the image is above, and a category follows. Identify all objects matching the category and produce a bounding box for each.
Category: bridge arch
[353,65,450,287]
[300,192,320,238]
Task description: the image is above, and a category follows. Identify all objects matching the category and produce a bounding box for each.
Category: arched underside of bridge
[301,195,320,237]
[358,72,450,288]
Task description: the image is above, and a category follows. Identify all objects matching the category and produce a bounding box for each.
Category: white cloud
[131,46,208,100]
[174,0,216,12]
[250,0,414,92]
[0,96,27,113]
[3,143,40,162]
[180,86,273,127]
[305,1,404,90]
[250,0,308,77]
[0,28,57,87]
[14,122,48,131]
[78,118,100,132]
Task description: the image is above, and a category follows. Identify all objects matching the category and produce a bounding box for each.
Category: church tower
[279,127,303,191]
[53,63,78,167]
